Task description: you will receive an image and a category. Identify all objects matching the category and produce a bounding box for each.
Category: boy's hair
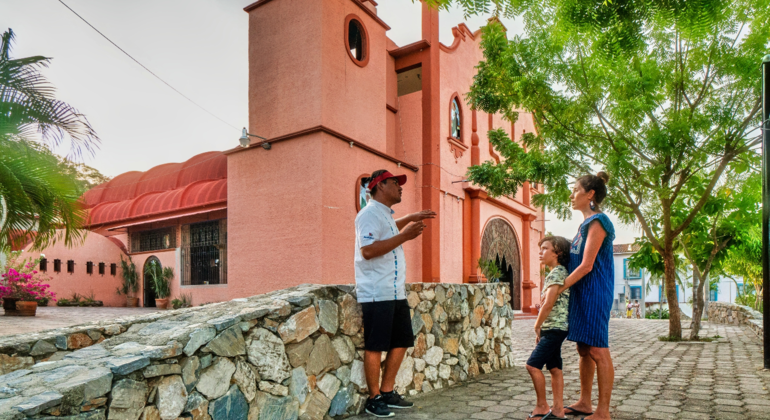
[538,235,571,268]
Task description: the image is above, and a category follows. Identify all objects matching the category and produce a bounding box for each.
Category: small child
[525,236,572,420]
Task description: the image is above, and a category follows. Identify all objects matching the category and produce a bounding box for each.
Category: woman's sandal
[528,411,552,419]
[543,412,568,420]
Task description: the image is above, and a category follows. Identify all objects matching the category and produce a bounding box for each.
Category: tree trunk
[663,249,682,338]
[689,269,707,340]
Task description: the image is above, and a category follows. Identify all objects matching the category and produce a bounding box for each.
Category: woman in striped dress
[558,172,615,420]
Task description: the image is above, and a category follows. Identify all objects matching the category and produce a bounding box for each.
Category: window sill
[447,137,467,160]
[180,283,228,288]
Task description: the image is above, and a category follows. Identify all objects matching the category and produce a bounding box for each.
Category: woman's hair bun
[597,171,610,184]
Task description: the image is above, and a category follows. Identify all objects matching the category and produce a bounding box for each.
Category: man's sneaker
[381,390,414,409]
[365,395,395,418]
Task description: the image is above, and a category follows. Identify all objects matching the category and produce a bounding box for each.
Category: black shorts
[361,299,415,352]
[526,329,569,371]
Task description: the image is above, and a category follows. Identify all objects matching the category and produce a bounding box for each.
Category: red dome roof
[84,152,227,226]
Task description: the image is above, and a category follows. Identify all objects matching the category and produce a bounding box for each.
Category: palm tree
[0,28,100,252]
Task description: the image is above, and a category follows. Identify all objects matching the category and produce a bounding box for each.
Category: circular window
[345,15,369,67]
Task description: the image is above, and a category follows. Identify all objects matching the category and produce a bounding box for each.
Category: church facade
[21,0,546,311]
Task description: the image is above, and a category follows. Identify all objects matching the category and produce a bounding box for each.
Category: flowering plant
[0,252,56,303]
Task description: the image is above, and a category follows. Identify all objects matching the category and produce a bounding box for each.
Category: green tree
[723,223,763,311]
[0,28,100,252]
[676,171,759,338]
[454,0,768,338]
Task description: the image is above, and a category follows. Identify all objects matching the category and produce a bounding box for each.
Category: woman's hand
[558,221,607,292]
[534,325,541,343]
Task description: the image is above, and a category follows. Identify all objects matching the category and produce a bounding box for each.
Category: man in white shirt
[355,169,436,418]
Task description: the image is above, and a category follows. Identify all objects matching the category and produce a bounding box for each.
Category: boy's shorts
[526,329,569,370]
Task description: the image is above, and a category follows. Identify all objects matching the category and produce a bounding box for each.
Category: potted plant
[116,255,139,307]
[0,253,56,316]
[144,260,172,309]
[477,258,502,283]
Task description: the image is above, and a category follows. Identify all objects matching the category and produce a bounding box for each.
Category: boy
[525,236,572,419]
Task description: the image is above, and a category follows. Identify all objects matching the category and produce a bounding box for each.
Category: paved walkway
[350,319,770,420]
[0,306,162,336]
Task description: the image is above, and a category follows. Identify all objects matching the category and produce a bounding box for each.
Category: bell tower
[244,0,390,151]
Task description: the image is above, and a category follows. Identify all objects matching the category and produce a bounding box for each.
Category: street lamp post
[762,54,769,369]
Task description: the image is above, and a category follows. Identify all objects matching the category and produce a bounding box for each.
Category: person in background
[525,235,573,420]
[633,299,641,319]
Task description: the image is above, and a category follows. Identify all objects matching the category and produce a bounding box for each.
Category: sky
[2,0,640,244]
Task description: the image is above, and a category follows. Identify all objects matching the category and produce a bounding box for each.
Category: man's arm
[395,209,436,230]
[557,221,606,294]
[361,222,424,260]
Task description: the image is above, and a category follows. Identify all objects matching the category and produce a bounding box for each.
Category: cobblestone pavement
[350,319,770,420]
[0,306,162,336]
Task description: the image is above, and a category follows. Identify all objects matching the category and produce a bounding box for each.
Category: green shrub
[171,293,193,309]
[646,308,670,319]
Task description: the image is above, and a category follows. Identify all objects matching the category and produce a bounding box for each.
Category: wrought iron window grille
[181,219,227,286]
[130,227,176,253]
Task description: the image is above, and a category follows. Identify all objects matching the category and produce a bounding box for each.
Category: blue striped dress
[567,213,615,348]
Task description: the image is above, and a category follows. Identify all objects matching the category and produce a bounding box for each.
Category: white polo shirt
[354,199,407,302]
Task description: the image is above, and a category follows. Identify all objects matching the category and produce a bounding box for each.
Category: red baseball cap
[368,171,407,191]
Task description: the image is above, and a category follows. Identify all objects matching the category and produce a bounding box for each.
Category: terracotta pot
[2,297,19,316]
[126,297,139,308]
[155,298,169,310]
[15,301,37,316]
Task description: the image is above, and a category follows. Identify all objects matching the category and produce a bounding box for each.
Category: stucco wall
[20,232,128,307]
[439,193,464,283]
[227,132,425,298]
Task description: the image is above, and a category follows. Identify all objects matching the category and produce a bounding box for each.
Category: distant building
[17,1,545,310]
[612,243,742,317]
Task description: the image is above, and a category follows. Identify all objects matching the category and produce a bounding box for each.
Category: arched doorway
[480,218,522,310]
[143,256,160,308]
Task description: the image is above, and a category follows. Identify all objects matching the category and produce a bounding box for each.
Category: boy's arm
[534,285,560,340]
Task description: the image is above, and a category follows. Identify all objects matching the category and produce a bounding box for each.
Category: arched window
[446,93,467,160]
[345,15,369,67]
[450,97,461,139]
[356,174,372,212]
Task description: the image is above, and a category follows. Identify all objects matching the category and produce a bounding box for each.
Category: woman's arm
[557,221,606,294]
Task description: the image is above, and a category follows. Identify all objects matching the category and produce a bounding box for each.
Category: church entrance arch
[480,217,522,310]
[143,256,160,308]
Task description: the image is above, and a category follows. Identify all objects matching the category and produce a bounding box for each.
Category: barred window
[181,219,227,285]
[130,227,176,253]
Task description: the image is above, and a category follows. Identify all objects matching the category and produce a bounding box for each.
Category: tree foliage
[0,28,101,252]
[450,0,769,338]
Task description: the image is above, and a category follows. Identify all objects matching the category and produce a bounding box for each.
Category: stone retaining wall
[0,283,514,420]
[707,302,763,339]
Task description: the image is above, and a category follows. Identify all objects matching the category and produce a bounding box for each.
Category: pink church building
[21,0,546,311]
